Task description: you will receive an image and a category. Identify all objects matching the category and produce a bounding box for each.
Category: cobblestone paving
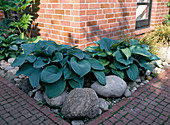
[0,68,170,125]
[0,77,69,125]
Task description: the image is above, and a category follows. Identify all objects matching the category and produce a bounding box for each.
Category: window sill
[135,27,154,36]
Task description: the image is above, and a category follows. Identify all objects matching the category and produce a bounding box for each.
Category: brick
[55,10,64,14]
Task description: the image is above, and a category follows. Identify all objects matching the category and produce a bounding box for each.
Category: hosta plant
[0,34,26,60]
[12,40,106,98]
[85,38,160,81]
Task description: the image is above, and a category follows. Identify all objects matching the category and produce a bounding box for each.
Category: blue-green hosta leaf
[116,51,133,65]
[13,39,25,44]
[87,58,105,70]
[95,52,107,57]
[26,55,37,63]
[121,48,131,60]
[113,60,130,70]
[21,43,36,55]
[92,70,106,85]
[98,59,110,66]
[16,63,42,88]
[52,52,63,62]
[0,55,5,60]
[148,54,161,61]
[45,78,66,98]
[111,39,124,49]
[41,65,62,83]
[68,76,84,88]
[126,64,139,81]
[111,69,125,79]
[33,57,47,68]
[70,50,84,59]
[12,54,26,67]
[106,51,112,56]
[130,39,140,45]
[60,56,69,66]
[141,44,150,50]
[139,59,153,71]
[132,48,151,57]
[84,46,98,53]
[10,45,18,51]
[70,57,91,77]
[99,38,114,51]
[109,63,117,70]
[63,66,74,80]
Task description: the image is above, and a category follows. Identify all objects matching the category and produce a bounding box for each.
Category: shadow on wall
[66,2,134,47]
[26,0,40,37]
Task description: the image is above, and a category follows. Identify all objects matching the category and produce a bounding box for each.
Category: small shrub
[85,38,160,81]
[12,40,106,98]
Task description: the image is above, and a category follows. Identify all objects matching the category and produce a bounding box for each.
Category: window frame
[135,0,152,30]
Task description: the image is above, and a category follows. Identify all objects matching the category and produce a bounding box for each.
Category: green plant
[0,0,33,37]
[85,38,160,81]
[0,34,25,60]
[12,40,106,98]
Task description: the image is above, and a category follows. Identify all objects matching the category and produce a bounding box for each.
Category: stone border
[0,68,169,125]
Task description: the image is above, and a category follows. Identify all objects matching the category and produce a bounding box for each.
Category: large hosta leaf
[113,60,130,70]
[45,78,66,98]
[63,66,74,80]
[21,43,35,54]
[41,65,62,83]
[68,75,84,88]
[132,48,151,57]
[16,63,42,88]
[99,38,114,51]
[27,55,36,63]
[116,50,133,65]
[130,39,140,45]
[126,64,139,81]
[92,70,106,85]
[98,59,110,66]
[121,48,131,60]
[70,57,91,77]
[139,59,153,71]
[87,58,105,70]
[70,50,84,59]
[33,57,47,68]
[84,46,98,53]
[111,40,123,49]
[12,54,26,67]
[111,69,125,79]
[52,52,63,62]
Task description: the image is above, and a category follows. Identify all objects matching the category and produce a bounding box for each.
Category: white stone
[0,69,6,77]
[91,75,127,97]
[7,58,15,64]
[152,67,162,74]
[51,109,59,114]
[143,80,149,84]
[145,70,151,76]
[28,91,33,97]
[98,109,102,115]
[124,89,131,97]
[71,120,84,125]
[135,77,141,83]
[34,91,43,102]
[146,76,153,81]
[162,62,169,69]
[98,98,109,111]
[140,83,144,86]
[44,91,68,108]
[131,87,137,93]
[136,84,140,88]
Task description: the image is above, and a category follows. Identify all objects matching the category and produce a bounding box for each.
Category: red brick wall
[0,10,4,21]
[151,0,169,26]
[0,0,169,48]
[36,0,169,48]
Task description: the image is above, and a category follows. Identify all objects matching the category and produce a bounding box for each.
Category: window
[136,0,152,29]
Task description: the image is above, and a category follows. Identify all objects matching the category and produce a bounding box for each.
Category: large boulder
[91,75,127,97]
[61,88,99,119]
[43,91,68,108]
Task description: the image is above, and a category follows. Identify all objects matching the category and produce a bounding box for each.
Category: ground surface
[0,68,170,125]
